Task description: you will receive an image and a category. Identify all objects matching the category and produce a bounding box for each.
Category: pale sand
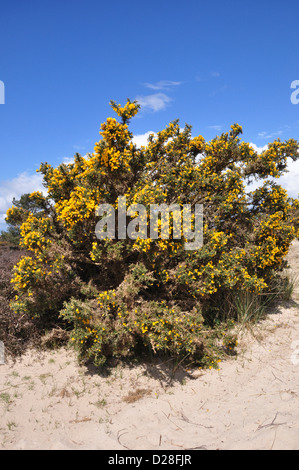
[0,241,298,450]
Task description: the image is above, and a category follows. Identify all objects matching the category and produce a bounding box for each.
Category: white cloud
[144,80,181,91]
[135,93,172,112]
[132,131,156,148]
[210,71,220,77]
[247,145,299,199]
[0,171,45,220]
[278,158,299,198]
[72,144,86,151]
[208,84,228,98]
[62,156,76,164]
[207,125,223,132]
[249,143,268,154]
[258,130,283,139]
[62,153,90,165]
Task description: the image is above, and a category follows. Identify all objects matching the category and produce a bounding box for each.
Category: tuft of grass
[227,290,270,325]
[276,273,297,301]
[7,421,17,431]
[94,397,107,408]
[221,272,297,328]
[0,392,11,404]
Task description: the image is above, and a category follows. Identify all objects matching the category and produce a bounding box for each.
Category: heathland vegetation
[1,99,299,368]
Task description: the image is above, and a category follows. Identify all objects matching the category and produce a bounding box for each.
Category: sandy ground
[0,241,299,450]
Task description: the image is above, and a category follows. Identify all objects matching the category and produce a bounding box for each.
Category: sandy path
[0,242,298,450]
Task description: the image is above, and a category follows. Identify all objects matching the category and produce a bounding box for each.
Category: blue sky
[1,0,299,230]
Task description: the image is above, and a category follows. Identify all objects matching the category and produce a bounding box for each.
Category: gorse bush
[6,99,299,366]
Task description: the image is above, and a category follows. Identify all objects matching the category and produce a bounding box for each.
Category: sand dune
[1,241,298,450]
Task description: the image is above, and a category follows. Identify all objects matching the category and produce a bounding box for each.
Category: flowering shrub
[7,99,299,366]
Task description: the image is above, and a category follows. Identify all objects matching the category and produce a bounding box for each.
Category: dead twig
[69,417,92,424]
[271,371,284,383]
[162,411,184,431]
[0,382,30,393]
[179,411,214,429]
[270,427,278,450]
[117,429,131,450]
[256,412,287,431]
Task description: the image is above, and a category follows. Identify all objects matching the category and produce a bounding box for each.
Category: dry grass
[123,388,152,403]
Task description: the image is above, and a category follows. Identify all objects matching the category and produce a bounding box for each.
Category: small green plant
[7,421,17,431]
[94,397,107,407]
[0,392,11,404]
